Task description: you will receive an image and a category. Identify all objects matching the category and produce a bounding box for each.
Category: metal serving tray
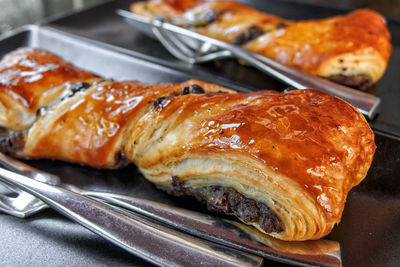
[45,0,400,139]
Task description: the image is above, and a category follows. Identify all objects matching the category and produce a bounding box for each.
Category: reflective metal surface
[79,189,342,267]
[0,167,263,267]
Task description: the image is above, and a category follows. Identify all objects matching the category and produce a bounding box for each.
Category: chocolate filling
[70,81,91,94]
[36,106,47,116]
[153,84,206,107]
[0,130,25,154]
[181,84,205,95]
[160,176,282,233]
[113,150,130,169]
[327,74,373,91]
[60,82,91,102]
[277,23,287,29]
[234,26,263,45]
[153,96,167,107]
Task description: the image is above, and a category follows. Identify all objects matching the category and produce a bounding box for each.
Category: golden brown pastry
[130,0,392,90]
[0,48,375,241]
[124,89,375,240]
[23,79,231,168]
[0,48,101,131]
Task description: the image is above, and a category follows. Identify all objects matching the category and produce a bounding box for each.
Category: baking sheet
[0,8,399,267]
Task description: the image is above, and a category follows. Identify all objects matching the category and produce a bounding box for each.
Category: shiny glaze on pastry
[126,89,375,240]
[180,1,291,44]
[23,80,232,168]
[0,48,375,240]
[0,47,100,131]
[131,0,392,89]
[132,0,291,43]
[132,0,200,18]
[244,9,391,89]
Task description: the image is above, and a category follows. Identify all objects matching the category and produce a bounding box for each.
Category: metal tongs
[117,9,380,119]
[0,160,262,266]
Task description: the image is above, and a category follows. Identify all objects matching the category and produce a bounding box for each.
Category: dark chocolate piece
[159,179,282,233]
[60,82,92,101]
[0,131,25,154]
[70,82,91,93]
[36,106,47,116]
[327,74,373,91]
[113,150,130,169]
[277,23,287,29]
[153,96,167,107]
[181,84,205,95]
[190,84,205,94]
[181,86,191,95]
[234,26,263,45]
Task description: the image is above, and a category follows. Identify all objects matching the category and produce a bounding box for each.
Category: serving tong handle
[0,166,263,267]
[144,12,380,119]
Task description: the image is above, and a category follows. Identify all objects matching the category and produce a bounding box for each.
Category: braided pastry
[0,48,375,240]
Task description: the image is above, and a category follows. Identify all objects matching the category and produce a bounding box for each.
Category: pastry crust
[130,0,392,89]
[0,48,375,240]
[244,9,391,89]
[124,89,375,240]
[22,79,232,168]
[0,48,101,131]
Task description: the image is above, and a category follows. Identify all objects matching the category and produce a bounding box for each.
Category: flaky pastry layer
[124,89,375,240]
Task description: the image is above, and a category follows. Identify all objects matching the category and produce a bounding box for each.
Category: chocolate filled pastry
[0,48,375,241]
[130,0,392,90]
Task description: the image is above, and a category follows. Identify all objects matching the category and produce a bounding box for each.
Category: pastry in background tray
[130,0,392,90]
[0,48,376,241]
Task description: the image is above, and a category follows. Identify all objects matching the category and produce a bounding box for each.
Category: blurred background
[0,0,105,34]
[1,0,400,35]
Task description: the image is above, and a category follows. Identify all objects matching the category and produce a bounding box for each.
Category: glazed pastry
[22,79,232,168]
[130,0,392,90]
[0,48,375,240]
[124,89,375,240]
[0,48,101,131]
